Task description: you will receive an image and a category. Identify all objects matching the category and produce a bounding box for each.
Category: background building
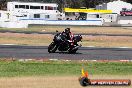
[96,0,132,14]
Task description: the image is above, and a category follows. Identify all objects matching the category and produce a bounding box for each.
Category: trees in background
[126,0,132,4]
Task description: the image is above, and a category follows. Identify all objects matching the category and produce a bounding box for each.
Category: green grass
[0,61,131,77]
[0,25,68,32]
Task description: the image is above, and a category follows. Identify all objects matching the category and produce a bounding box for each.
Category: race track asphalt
[0,45,132,60]
[1,30,132,36]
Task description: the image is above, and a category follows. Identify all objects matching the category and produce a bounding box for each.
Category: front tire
[48,42,57,53]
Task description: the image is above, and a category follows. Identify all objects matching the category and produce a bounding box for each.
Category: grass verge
[0,76,132,88]
[0,26,132,34]
[1,33,132,47]
[0,60,132,77]
[0,26,132,47]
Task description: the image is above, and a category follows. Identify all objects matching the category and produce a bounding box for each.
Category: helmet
[79,35,82,40]
[65,28,70,34]
[78,35,82,42]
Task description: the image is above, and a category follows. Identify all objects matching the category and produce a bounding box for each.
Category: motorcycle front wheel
[48,42,57,53]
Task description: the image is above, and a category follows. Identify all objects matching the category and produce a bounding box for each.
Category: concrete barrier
[0,21,28,28]
[118,20,132,25]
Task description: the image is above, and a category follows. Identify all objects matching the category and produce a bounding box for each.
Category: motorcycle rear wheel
[69,49,78,54]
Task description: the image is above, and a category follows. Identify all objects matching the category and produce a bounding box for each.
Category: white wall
[87,14,97,18]
[44,20,103,26]
[118,20,132,24]
[20,19,103,26]
[0,21,28,28]
[100,14,118,22]
[0,17,103,28]
[86,13,118,23]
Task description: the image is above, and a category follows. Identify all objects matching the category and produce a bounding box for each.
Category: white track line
[0,44,18,45]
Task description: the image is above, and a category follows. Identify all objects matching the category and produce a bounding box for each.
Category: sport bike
[48,32,82,53]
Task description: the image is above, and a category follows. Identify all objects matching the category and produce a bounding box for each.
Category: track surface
[0,30,132,36]
[0,45,132,60]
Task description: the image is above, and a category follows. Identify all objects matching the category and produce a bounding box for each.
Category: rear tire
[69,49,78,54]
[48,42,57,53]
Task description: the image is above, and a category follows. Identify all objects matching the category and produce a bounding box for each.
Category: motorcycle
[48,31,82,53]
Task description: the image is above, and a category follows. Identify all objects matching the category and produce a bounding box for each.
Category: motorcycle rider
[48,28,82,53]
[61,28,74,46]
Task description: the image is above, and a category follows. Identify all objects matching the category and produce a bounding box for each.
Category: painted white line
[64,60,71,62]
[18,59,33,62]
[86,46,96,47]
[91,60,97,62]
[86,46,132,49]
[0,44,132,49]
[49,59,58,61]
[84,46,132,49]
[118,47,132,48]
[0,44,18,45]
[79,60,132,62]
[96,60,132,62]
[119,60,132,62]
